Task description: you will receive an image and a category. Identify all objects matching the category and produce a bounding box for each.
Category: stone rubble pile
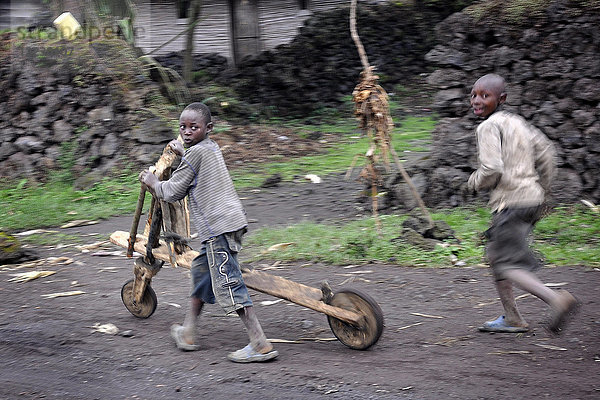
[0,40,175,187]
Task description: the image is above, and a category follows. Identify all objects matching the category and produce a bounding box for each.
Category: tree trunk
[183,0,202,83]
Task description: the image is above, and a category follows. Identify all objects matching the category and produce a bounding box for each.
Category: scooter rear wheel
[327,288,384,350]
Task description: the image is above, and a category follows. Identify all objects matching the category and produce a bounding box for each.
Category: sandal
[170,324,200,351]
[546,292,581,336]
[227,344,278,363]
[478,315,529,333]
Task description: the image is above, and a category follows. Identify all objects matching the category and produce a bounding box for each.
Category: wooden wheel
[327,289,384,350]
[121,279,157,319]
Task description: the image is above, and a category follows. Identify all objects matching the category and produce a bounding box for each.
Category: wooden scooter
[109,143,384,350]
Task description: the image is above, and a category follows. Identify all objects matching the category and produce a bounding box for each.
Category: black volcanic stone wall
[415,1,600,207]
[0,39,175,187]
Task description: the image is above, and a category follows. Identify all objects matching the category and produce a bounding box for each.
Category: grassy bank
[230,115,433,187]
[243,205,600,268]
[1,174,140,232]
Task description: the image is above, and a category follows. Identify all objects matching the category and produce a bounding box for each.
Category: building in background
[1,0,387,65]
[0,0,44,30]
[134,0,357,65]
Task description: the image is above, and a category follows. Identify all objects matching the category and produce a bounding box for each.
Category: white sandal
[170,324,200,351]
[227,344,278,363]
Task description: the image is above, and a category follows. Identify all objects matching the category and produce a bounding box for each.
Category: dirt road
[1,176,598,399]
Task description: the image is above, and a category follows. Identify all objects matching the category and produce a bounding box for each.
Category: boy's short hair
[184,102,211,124]
[475,73,506,95]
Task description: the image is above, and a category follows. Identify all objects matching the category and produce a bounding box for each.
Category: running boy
[139,102,278,362]
[467,73,579,335]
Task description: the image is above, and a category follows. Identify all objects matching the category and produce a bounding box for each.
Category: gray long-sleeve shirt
[154,138,247,243]
[467,110,556,212]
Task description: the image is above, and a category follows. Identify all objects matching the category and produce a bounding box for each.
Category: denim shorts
[189,230,252,315]
[485,206,543,281]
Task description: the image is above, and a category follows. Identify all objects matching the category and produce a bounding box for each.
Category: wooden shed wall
[134,0,231,58]
[310,0,350,13]
[257,0,348,50]
[133,0,351,60]
[257,1,308,51]
[0,0,43,30]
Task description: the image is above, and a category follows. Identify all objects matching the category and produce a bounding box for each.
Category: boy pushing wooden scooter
[110,109,383,355]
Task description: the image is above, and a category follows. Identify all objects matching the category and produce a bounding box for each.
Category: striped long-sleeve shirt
[467,110,557,212]
[154,138,247,243]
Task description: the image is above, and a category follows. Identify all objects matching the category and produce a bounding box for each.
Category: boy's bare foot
[546,290,581,336]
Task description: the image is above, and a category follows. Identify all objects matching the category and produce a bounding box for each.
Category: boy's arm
[140,147,197,202]
[467,123,504,191]
[533,131,557,194]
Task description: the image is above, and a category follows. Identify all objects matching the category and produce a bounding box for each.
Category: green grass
[0,174,145,232]
[243,205,600,268]
[534,205,600,266]
[230,115,434,188]
[464,0,549,24]
[243,215,460,267]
